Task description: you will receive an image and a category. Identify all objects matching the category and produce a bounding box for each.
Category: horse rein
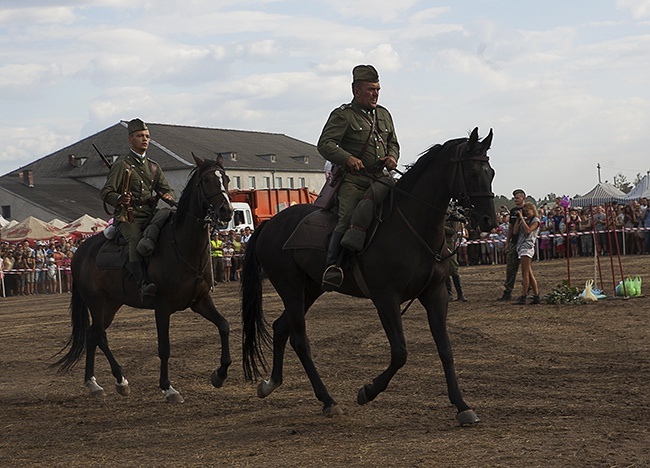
[171,163,231,305]
[356,146,493,316]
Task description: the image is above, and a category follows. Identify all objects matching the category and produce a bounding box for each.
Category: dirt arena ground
[1,256,648,467]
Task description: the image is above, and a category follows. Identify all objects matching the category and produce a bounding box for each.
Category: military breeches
[335,181,368,234]
[503,244,520,294]
[117,219,147,263]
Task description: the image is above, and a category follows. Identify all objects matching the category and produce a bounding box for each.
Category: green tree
[613,172,632,194]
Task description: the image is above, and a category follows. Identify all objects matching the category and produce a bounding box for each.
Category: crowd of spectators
[0,225,257,297]
[3,196,649,296]
[1,237,81,297]
[458,197,650,266]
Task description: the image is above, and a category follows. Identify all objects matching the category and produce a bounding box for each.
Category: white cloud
[617,0,650,18]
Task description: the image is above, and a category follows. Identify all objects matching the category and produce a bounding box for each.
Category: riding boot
[446,277,453,301]
[452,273,467,302]
[322,231,345,291]
[129,261,157,300]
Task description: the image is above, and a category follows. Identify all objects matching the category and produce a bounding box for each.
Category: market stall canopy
[572,182,626,208]
[1,216,68,242]
[63,214,108,238]
[49,218,67,229]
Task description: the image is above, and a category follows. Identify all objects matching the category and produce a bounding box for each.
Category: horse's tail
[51,281,89,371]
[241,220,273,382]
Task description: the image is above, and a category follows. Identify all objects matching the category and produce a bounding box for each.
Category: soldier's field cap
[352,64,379,82]
[128,118,148,134]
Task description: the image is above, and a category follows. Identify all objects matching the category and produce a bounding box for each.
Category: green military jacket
[317,100,400,187]
[100,151,175,222]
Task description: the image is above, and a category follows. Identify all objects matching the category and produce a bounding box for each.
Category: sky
[1,0,650,201]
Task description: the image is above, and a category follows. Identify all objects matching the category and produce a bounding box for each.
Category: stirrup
[322,265,344,290]
[140,282,157,299]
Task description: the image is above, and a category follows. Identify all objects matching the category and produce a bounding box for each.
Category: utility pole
[597,163,601,183]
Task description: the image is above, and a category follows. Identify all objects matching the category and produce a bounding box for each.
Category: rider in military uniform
[317,64,400,289]
[100,118,175,300]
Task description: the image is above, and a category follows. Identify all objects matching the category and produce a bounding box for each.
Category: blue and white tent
[623,173,650,201]
[572,182,625,208]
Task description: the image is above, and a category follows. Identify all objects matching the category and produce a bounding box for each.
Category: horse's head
[450,128,497,232]
[192,154,234,225]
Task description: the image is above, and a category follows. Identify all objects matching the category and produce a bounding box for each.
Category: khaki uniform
[101,151,174,262]
[317,100,399,233]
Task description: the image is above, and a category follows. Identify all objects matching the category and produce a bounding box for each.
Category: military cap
[512,188,526,197]
[352,64,379,83]
[127,118,148,134]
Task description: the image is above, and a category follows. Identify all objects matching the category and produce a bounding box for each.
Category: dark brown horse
[54,155,233,403]
[242,128,496,425]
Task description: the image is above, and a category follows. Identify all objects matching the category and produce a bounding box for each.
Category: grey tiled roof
[7,121,324,178]
[1,122,325,221]
[0,174,109,221]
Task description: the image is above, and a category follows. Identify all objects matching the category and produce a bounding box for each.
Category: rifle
[92,143,113,169]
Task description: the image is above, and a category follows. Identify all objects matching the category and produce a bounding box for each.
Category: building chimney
[22,169,34,188]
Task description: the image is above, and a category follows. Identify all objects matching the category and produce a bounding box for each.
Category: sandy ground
[1,255,648,467]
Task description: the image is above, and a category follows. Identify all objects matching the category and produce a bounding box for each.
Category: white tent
[572,182,626,208]
[1,216,68,242]
[623,173,650,201]
[0,215,9,228]
[63,214,108,238]
[49,218,68,229]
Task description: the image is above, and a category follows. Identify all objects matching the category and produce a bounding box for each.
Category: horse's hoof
[457,409,480,426]
[162,385,185,404]
[116,377,130,396]
[257,379,280,399]
[323,404,343,418]
[211,370,225,388]
[357,385,371,405]
[115,384,130,396]
[85,377,106,398]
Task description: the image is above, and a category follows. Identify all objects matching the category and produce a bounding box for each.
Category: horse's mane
[174,158,222,226]
[396,137,467,192]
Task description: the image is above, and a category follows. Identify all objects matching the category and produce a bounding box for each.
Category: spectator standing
[444,217,466,302]
[643,200,650,254]
[210,232,224,284]
[222,242,234,283]
[593,206,608,255]
[513,202,541,305]
[498,188,526,301]
[578,208,594,257]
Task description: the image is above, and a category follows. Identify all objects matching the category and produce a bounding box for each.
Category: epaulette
[338,103,353,111]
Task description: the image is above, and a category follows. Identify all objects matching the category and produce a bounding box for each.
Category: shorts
[517,247,535,259]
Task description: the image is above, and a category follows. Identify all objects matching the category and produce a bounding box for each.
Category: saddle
[283,209,337,251]
[283,206,385,298]
[95,208,173,270]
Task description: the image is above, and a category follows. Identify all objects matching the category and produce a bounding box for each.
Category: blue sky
[1,0,649,200]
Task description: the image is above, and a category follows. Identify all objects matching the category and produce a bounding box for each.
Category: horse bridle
[448,148,495,211]
[197,164,231,217]
[171,163,232,307]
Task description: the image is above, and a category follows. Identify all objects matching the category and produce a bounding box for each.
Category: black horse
[242,128,496,425]
[54,155,233,403]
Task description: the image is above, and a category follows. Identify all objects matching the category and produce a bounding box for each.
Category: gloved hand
[117,193,132,205]
[378,156,397,171]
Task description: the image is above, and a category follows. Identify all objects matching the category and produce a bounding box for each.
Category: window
[262,177,271,189]
[274,177,282,189]
[1,205,10,219]
[248,176,256,189]
[298,177,306,188]
[232,176,241,189]
[288,177,295,189]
